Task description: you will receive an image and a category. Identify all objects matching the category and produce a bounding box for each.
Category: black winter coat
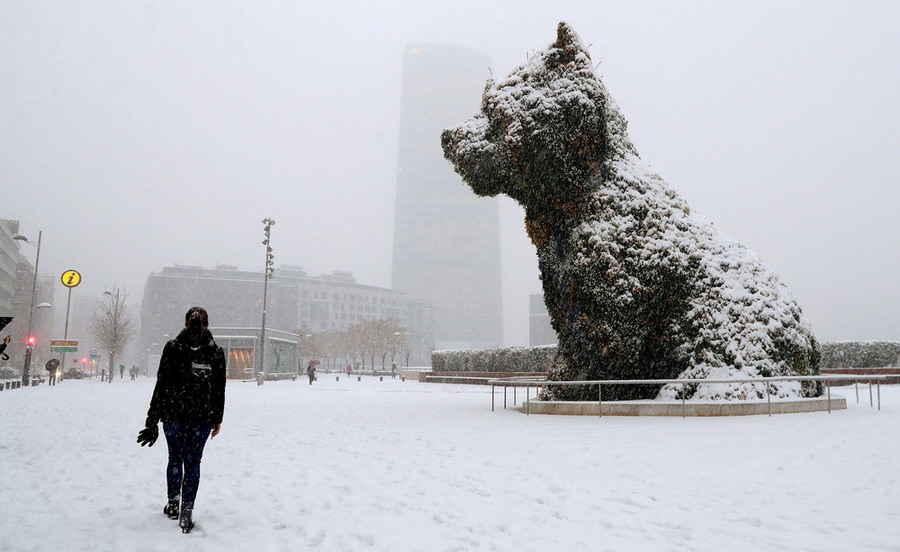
[146,328,226,425]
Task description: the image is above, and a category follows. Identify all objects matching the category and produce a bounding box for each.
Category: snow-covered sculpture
[442,22,821,401]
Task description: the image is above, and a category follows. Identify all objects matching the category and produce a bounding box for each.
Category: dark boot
[179,508,194,533]
[164,497,179,520]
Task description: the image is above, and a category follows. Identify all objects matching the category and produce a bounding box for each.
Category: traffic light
[26,336,36,346]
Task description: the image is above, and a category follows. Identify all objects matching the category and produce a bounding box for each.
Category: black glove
[137,425,159,447]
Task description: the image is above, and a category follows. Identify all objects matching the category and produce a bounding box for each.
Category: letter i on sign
[61,270,81,288]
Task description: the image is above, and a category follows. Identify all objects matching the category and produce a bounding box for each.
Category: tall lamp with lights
[258,218,275,386]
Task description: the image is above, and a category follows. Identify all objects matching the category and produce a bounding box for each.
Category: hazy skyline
[3,1,898,345]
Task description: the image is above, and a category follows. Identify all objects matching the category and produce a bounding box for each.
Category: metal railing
[488,374,887,417]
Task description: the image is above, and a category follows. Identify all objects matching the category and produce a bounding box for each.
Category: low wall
[423,371,544,384]
[400,369,430,381]
[518,396,848,416]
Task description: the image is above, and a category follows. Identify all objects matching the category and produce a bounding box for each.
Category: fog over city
[3,1,898,345]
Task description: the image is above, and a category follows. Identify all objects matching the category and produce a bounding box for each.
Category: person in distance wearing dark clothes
[306,360,316,385]
[0,335,10,361]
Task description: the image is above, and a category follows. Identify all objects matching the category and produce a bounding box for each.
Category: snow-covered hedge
[432,346,556,373]
[434,342,895,381]
[442,22,821,401]
[820,342,900,368]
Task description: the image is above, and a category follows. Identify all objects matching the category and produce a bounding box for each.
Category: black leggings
[163,421,213,509]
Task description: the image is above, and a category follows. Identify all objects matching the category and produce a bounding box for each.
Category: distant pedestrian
[307,361,316,385]
[45,359,59,386]
[0,335,10,361]
[120,365,125,379]
[137,306,226,534]
[101,369,107,382]
[346,364,351,378]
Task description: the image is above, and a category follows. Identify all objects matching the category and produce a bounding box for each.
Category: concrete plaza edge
[514,396,848,416]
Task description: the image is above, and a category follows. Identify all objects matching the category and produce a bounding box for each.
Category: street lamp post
[13,231,42,386]
[393,331,401,365]
[58,270,80,382]
[258,218,275,386]
[101,291,111,383]
[394,331,410,367]
[402,331,410,367]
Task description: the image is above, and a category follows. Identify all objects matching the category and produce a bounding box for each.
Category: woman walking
[137,307,226,533]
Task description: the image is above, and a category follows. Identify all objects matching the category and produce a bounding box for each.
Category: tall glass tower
[392,44,503,350]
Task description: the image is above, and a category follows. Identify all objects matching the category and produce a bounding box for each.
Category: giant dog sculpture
[442,23,820,401]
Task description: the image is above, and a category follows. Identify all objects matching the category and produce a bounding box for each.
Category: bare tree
[394,329,412,367]
[345,322,364,370]
[295,325,317,372]
[319,330,339,370]
[347,321,377,371]
[346,319,402,372]
[339,327,360,371]
[400,332,413,367]
[91,287,136,383]
[375,319,402,369]
[360,322,379,371]
[307,320,407,374]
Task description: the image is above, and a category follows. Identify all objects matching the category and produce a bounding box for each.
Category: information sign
[61,270,82,288]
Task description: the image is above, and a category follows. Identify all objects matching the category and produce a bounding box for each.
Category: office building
[392,44,503,350]
[0,220,20,314]
[0,220,53,372]
[141,264,434,377]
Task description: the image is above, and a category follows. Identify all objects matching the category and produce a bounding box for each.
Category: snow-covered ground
[0,376,897,552]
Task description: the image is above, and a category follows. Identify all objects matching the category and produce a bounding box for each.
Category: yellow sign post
[58,270,81,380]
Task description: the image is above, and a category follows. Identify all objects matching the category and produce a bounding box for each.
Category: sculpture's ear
[555,21,578,48]
[548,21,590,68]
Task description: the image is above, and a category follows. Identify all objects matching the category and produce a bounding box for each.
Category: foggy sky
[2,1,898,345]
